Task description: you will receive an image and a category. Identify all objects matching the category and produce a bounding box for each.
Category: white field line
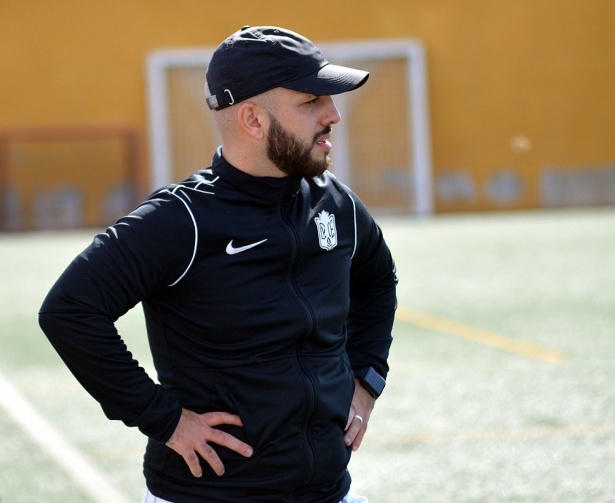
[0,371,132,503]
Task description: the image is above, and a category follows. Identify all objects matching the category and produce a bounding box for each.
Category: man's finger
[203,411,244,428]
[206,425,254,458]
[344,406,356,431]
[183,450,204,478]
[351,424,367,451]
[195,441,225,476]
[344,414,363,447]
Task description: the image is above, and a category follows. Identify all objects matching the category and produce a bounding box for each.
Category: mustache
[313,125,332,144]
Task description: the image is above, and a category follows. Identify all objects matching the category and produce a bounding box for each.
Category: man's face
[261,90,341,178]
[266,113,332,178]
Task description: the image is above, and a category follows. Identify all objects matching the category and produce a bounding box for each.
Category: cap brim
[282,63,369,96]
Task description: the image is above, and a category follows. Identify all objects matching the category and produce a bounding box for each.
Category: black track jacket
[39,150,397,503]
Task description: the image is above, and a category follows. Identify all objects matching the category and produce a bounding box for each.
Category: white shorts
[142,485,369,503]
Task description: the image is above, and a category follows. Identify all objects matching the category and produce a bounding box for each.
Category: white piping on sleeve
[331,172,359,260]
[162,190,198,286]
[347,191,358,260]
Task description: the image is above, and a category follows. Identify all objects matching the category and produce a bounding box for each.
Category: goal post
[146,39,432,215]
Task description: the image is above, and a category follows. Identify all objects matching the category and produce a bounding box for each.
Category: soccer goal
[0,125,142,231]
[146,39,432,215]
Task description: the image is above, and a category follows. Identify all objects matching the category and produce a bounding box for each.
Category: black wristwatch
[361,367,386,398]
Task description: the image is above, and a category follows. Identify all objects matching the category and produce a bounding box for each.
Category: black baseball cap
[205,25,369,111]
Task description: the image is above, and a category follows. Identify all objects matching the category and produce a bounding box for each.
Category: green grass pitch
[1,208,614,502]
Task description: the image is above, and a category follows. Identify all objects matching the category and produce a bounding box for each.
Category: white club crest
[314,210,337,251]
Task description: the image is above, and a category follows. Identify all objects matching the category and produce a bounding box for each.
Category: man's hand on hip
[344,378,376,452]
[165,408,253,477]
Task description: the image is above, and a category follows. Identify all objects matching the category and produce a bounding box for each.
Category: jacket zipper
[278,201,317,491]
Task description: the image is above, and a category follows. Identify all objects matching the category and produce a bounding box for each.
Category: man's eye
[307,97,319,105]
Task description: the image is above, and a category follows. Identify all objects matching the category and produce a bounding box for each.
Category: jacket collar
[212,147,302,204]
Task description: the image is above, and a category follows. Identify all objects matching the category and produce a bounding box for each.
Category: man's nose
[321,96,342,125]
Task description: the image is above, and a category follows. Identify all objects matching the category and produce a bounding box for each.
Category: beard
[266,114,332,178]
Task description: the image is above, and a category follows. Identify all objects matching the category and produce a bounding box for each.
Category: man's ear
[237,102,268,140]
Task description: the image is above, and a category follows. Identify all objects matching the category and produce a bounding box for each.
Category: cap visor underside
[282,64,369,96]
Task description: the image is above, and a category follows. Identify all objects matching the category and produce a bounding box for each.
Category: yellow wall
[2,0,614,213]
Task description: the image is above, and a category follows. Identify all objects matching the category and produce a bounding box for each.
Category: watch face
[363,367,386,397]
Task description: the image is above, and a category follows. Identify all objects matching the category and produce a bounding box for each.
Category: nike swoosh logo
[226,239,268,255]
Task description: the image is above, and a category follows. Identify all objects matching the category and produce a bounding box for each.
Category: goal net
[147,39,432,215]
[0,126,141,231]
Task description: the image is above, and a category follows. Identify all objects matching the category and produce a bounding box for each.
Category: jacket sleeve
[345,190,398,384]
[38,193,194,443]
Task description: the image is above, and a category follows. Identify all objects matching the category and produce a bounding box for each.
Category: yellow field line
[396,306,566,364]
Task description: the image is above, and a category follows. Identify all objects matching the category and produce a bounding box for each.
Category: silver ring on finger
[354,414,363,425]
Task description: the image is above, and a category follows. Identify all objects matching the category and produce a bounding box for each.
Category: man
[39,26,397,503]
